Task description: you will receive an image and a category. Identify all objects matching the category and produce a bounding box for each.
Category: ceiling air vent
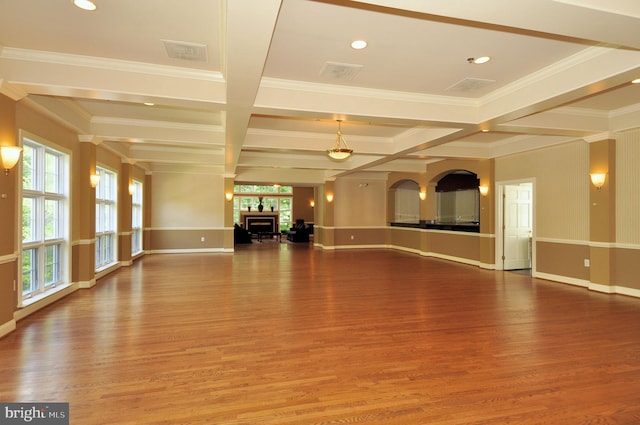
[446,77,495,93]
[163,40,208,62]
[319,61,363,80]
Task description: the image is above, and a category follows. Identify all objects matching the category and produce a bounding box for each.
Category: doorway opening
[496,180,534,275]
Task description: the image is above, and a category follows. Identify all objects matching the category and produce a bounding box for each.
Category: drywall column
[119,161,133,266]
[143,172,152,251]
[478,159,495,269]
[588,137,615,290]
[0,93,18,337]
[320,179,335,248]
[223,176,235,250]
[76,136,99,288]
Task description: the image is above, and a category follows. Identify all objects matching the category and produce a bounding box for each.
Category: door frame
[495,178,536,274]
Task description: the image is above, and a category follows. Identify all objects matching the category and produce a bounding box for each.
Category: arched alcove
[435,170,479,224]
[390,179,420,223]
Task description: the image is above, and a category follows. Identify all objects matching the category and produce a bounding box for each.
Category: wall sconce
[90,173,100,188]
[326,193,334,203]
[310,200,315,208]
[1,145,23,175]
[479,185,489,196]
[225,192,234,201]
[129,183,136,196]
[419,191,426,201]
[590,173,606,190]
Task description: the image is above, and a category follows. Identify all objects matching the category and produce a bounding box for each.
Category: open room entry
[496,180,534,272]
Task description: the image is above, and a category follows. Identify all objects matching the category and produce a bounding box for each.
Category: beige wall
[334,175,387,227]
[149,169,228,252]
[614,247,640,290]
[0,94,18,329]
[151,170,224,228]
[0,95,17,257]
[292,187,314,223]
[536,241,590,282]
[616,130,640,244]
[496,140,589,241]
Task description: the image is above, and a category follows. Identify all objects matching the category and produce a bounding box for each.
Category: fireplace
[243,214,279,234]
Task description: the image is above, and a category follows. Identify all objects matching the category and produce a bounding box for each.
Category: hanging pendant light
[327,120,353,160]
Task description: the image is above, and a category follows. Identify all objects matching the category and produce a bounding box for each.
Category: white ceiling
[0,0,639,185]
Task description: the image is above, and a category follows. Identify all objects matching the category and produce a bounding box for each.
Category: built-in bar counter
[390,221,479,233]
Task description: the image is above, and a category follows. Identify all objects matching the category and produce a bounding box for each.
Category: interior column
[76,135,99,288]
[118,160,133,266]
[588,136,616,291]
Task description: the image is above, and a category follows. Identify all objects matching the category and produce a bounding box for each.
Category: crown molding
[1,47,225,83]
[260,77,477,108]
[552,106,610,119]
[584,132,615,142]
[480,45,616,107]
[78,134,102,144]
[91,116,223,132]
[0,79,27,100]
[610,101,640,118]
[246,127,391,144]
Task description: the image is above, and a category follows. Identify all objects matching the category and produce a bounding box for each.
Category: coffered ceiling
[0,0,638,184]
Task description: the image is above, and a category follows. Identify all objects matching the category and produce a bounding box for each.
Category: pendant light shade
[327,120,353,160]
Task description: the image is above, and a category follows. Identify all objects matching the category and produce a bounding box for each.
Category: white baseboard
[535,272,640,298]
[79,279,97,289]
[147,248,233,254]
[421,251,480,267]
[611,285,640,298]
[389,245,422,255]
[534,272,589,288]
[0,319,16,339]
[15,283,79,321]
[334,244,388,250]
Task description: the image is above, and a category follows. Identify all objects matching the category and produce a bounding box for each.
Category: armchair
[287,219,310,243]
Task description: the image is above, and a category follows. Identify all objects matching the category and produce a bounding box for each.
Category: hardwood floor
[2,243,640,424]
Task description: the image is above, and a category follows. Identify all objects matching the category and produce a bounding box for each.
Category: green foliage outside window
[21,139,67,298]
[232,185,293,231]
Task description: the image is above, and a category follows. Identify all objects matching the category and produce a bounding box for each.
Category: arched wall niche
[424,159,493,227]
[386,172,428,225]
[389,179,420,223]
[433,170,480,224]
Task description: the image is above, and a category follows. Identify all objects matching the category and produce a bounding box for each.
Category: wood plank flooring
[2,243,640,424]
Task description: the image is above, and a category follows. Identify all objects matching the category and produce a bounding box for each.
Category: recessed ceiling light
[73,0,97,11]
[351,40,368,50]
[467,56,491,64]
[143,102,155,106]
[632,78,640,84]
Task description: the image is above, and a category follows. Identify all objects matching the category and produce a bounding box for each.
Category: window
[131,179,143,255]
[21,137,69,300]
[95,166,118,270]
[233,185,293,231]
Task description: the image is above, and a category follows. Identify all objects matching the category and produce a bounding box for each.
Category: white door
[503,183,532,270]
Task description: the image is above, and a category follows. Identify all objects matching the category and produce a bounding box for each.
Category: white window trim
[95,165,119,272]
[131,179,143,256]
[18,130,71,308]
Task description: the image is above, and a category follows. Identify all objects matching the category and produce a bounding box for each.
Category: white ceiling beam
[255,78,480,126]
[479,47,640,125]
[223,0,282,174]
[91,118,224,147]
[0,48,226,106]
